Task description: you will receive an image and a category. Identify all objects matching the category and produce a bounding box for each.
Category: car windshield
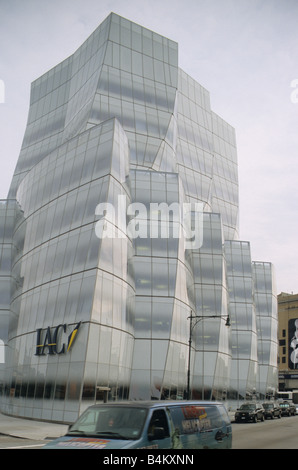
[280,403,289,407]
[263,404,273,409]
[67,406,148,440]
[239,404,255,410]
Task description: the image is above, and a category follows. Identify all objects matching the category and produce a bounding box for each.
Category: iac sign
[35,322,81,356]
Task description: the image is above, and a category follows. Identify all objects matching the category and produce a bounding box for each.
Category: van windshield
[67,406,148,440]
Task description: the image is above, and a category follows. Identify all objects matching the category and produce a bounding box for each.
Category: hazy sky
[0,0,297,294]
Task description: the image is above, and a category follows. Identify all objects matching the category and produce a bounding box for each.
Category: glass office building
[0,13,277,422]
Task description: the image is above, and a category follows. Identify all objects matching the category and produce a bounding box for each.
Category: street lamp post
[186,311,230,400]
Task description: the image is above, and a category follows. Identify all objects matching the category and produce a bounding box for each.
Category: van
[43,401,232,449]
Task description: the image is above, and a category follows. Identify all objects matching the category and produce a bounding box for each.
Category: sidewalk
[0,412,68,440]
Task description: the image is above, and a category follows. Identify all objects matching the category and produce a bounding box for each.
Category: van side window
[148,409,170,437]
[169,407,184,434]
[201,406,222,430]
[218,405,230,426]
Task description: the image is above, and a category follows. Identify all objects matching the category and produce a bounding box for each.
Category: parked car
[262,402,281,419]
[279,401,296,417]
[235,403,265,423]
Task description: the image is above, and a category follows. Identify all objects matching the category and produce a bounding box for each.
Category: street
[0,435,46,449]
[1,415,298,449]
[232,414,298,449]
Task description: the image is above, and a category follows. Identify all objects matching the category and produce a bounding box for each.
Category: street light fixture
[186,311,231,400]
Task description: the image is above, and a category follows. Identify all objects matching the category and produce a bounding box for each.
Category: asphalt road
[0,435,46,449]
[232,415,298,449]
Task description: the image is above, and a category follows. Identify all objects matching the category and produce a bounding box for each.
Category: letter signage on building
[35,322,81,356]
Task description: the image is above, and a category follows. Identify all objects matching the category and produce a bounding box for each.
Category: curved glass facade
[252,262,278,400]
[225,241,258,407]
[190,213,230,401]
[0,13,277,422]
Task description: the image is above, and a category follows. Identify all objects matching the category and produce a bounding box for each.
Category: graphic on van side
[57,438,109,449]
[173,405,210,434]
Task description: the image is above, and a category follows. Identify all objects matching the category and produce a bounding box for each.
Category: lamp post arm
[186,313,230,400]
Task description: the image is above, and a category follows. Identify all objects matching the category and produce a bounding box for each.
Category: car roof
[87,400,225,410]
[240,402,257,405]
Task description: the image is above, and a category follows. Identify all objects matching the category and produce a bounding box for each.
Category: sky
[0,0,297,294]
